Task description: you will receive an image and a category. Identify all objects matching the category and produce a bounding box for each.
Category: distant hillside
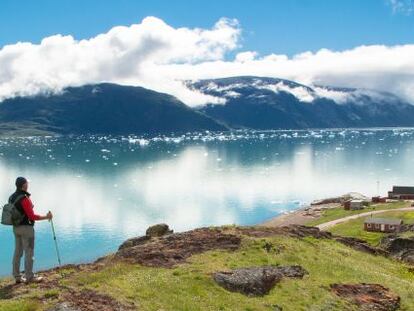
[0,83,227,136]
[190,76,414,129]
[1,77,414,137]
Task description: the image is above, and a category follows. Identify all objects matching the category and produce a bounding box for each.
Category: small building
[372,196,387,203]
[344,200,364,210]
[364,218,403,233]
[388,186,414,200]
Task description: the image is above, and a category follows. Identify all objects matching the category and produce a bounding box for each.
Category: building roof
[392,186,414,195]
[364,218,403,225]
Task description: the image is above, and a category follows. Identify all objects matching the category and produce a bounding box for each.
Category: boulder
[331,283,400,311]
[146,223,173,237]
[380,236,414,264]
[213,265,308,296]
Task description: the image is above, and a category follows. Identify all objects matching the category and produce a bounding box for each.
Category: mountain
[190,76,414,129]
[0,83,227,136]
[1,77,414,137]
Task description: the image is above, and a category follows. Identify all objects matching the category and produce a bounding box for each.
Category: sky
[1,0,414,105]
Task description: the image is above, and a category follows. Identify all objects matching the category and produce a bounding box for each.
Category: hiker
[10,177,52,284]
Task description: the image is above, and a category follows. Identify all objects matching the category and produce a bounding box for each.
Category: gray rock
[118,235,150,250]
[47,303,80,311]
[380,236,414,264]
[213,265,307,296]
[146,223,173,237]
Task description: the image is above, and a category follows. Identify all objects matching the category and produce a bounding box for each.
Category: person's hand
[46,211,53,220]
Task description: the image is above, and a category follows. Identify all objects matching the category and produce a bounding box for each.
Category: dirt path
[316,207,414,231]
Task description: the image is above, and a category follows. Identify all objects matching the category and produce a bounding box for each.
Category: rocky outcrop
[116,225,333,268]
[380,236,414,264]
[331,283,400,311]
[213,265,308,296]
[116,227,241,267]
[118,223,173,250]
[335,236,388,256]
[239,225,332,239]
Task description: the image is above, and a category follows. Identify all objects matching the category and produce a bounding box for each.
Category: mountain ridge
[1,77,414,136]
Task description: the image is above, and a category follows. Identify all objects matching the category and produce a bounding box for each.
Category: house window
[389,225,394,230]
[376,224,380,229]
[367,223,371,228]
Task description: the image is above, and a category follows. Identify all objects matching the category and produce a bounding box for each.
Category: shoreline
[261,202,341,227]
[260,192,370,227]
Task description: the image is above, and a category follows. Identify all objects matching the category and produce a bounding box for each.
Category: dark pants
[12,225,35,280]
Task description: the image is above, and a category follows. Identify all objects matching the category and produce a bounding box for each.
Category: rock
[380,236,414,264]
[118,235,151,251]
[213,265,308,296]
[335,236,387,256]
[239,225,332,239]
[47,302,80,311]
[145,223,173,237]
[62,289,134,311]
[47,303,80,311]
[331,283,400,311]
[118,224,173,251]
[381,236,414,253]
[116,227,241,267]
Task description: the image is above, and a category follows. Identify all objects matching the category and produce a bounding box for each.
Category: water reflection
[0,129,414,275]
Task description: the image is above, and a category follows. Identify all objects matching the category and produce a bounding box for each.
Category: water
[1,128,414,276]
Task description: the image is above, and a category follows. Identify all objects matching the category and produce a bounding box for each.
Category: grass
[1,222,414,310]
[60,236,414,310]
[329,211,414,246]
[307,201,410,226]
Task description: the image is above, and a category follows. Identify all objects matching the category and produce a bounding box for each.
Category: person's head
[15,177,28,191]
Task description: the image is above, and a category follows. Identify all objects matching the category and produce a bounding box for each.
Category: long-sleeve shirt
[20,197,41,222]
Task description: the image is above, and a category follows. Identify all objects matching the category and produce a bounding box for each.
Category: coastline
[261,202,341,227]
[261,192,369,227]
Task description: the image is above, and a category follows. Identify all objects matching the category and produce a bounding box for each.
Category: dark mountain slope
[0,83,227,136]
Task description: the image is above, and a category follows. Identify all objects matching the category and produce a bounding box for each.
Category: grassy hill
[0,222,413,311]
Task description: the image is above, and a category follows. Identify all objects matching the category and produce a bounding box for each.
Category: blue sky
[1,0,414,106]
[1,0,413,55]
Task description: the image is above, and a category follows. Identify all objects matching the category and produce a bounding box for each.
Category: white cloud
[257,82,315,103]
[1,16,414,106]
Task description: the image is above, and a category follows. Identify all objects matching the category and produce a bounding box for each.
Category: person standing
[10,177,52,284]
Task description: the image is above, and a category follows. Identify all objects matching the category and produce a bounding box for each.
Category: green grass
[329,211,414,246]
[63,236,414,311]
[307,201,410,226]
[2,227,414,310]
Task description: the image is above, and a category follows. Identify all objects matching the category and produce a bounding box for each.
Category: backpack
[1,194,26,226]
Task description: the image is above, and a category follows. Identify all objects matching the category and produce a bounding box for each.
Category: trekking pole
[49,218,62,267]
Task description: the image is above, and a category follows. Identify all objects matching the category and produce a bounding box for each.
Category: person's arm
[21,197,51,221]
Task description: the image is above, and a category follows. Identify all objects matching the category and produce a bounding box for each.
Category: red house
[364,218,403,233]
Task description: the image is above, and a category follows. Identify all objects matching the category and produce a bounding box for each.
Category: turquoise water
[1,128,414,276]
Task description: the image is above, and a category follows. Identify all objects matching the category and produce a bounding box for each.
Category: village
[343,186,414,233]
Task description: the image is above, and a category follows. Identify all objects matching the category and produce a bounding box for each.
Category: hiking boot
[25,275,43,283]
[15,276,26,284]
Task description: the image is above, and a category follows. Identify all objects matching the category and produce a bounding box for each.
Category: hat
[15,177,28,189]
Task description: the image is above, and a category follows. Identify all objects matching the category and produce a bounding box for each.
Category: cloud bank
[1,16,414,106]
